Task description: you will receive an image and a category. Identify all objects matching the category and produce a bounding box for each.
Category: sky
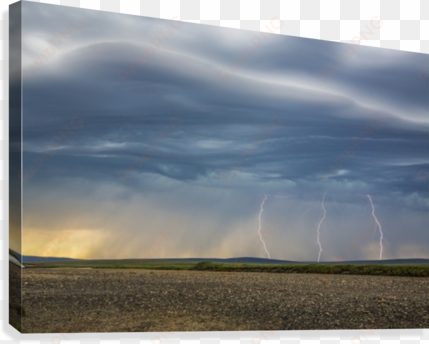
[12,2,429,261]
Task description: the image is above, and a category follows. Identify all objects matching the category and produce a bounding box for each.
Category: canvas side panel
[9,0,23,333]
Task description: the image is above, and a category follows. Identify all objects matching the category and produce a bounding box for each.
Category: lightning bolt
[316,192,327,263]
[256,195,289,259]
[258,195,271,259]
[367,194,383,260]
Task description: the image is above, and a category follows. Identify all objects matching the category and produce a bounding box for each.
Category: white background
[0,0,428,343]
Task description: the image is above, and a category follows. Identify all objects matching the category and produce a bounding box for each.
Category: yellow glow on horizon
[23,228,109,259]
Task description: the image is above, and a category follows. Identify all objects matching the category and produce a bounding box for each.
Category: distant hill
[151,257,429,265]
[9,249,20,261]
[14,250,429,265]
[11,251,76,263]
[24,256,77,263]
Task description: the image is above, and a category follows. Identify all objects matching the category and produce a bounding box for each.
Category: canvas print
[9,0,429,334]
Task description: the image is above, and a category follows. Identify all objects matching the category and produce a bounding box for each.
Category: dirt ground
[21,268,429,333]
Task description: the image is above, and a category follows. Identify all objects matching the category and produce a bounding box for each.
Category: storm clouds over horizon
[14,2,429,261]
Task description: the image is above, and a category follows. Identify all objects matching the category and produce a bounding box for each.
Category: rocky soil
[21,268,429,333]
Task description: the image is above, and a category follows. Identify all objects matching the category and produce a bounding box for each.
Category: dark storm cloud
[20,2,428,260]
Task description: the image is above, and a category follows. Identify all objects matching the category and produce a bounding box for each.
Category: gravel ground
[21,268,429,333]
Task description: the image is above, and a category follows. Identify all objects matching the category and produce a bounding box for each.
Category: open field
[24,260,429,277]
[21,267,429,332]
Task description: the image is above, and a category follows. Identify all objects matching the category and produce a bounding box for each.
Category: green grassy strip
[25,264,193,270]
[191,262,429,277]
[24,259,198,267]
[94,265,192,270]
[24,261,429,277]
